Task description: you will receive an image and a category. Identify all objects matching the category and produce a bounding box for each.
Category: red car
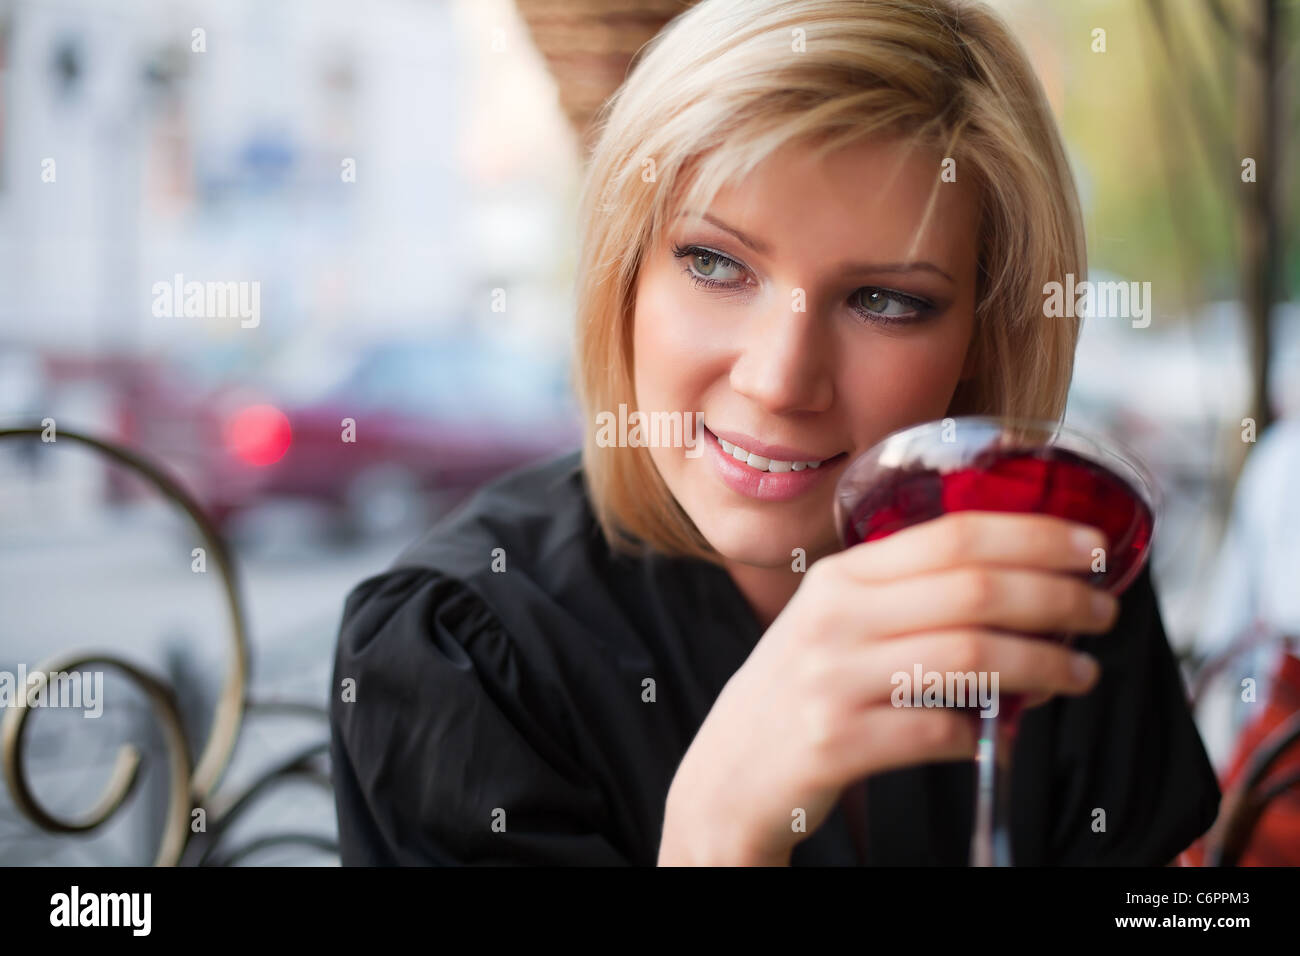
[103,342,581,539]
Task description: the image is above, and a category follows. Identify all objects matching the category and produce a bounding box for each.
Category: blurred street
[0,489,442,865]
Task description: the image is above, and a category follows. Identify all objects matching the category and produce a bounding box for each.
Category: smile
[703,425,849,502]
[715,435,831,473]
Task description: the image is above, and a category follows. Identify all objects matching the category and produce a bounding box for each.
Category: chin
[655,454,841,566]
[692,507,838,569]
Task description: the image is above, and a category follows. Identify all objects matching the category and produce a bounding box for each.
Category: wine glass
[832,416,1159,866]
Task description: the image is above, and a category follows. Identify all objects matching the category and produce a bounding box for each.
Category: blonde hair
[573,0,1087,563]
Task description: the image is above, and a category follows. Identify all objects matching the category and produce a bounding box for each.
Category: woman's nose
[728,290,834,415]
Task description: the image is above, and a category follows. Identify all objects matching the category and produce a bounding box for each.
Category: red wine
[842,445,1153,596]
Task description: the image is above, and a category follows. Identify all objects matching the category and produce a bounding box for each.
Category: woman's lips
[706,425,840,465]
[703,425,848,502]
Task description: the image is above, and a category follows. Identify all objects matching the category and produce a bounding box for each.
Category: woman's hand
[657,511,1119,866]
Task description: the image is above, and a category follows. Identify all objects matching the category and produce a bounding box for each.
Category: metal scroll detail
[0,425,332,866]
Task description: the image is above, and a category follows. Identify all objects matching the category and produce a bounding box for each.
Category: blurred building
[0,0,581,358]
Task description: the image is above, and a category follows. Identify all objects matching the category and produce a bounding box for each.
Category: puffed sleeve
[1025,564,1221,864]
[328,568,633,865]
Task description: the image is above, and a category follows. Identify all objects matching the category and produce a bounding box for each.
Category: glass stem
[970,709,1015,867]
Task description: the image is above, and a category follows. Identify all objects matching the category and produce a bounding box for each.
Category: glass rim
[834,414,1163,542]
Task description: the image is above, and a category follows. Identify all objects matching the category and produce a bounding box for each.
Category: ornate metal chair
[0,425,337,865]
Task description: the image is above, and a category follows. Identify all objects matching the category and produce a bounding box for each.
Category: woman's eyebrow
[846,260,956,283]
[676,211,771,254]
[677,211,955,284]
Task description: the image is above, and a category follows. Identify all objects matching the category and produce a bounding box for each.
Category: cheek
[632,264,721,405]
[840,319,974,430]
[632,267,712,513]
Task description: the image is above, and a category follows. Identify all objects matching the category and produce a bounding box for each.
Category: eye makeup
[669,241,940,326]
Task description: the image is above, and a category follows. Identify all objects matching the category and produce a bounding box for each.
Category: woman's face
[632,137,981,568]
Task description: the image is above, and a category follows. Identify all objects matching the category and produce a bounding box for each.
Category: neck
[721,556,811,631]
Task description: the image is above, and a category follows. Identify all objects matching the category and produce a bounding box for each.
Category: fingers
[844,566,1120,639]
[820,629,1101,706]
[837,511,1108,583]
[831,706,978,778]
[816,631,1101,783]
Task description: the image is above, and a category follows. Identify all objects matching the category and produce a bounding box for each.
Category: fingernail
[1071,652,1100,685]
[1073,526,1105,557]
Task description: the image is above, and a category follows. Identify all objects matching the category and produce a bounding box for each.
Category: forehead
[682,137,979,270]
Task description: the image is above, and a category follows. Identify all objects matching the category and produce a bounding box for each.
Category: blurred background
[0,0,1295,865]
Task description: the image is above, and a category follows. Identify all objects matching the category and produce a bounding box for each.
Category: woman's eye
[853,287,928,320]
[670,244,930,322]
[672,244,746,285]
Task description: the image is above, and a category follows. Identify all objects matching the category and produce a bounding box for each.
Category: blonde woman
[329,0,1219,865]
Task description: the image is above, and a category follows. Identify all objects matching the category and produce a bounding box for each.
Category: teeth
[716,435,827,473]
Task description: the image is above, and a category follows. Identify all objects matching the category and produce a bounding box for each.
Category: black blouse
[328,448,1221,865]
